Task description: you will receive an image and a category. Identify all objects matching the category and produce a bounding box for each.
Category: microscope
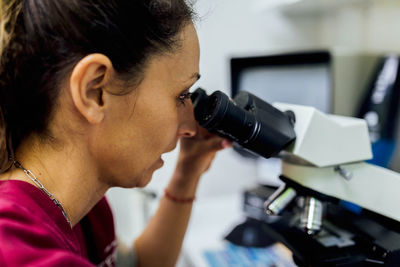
[191,88,400,266]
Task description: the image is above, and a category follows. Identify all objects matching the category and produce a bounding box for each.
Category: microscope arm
[282,161,400,222]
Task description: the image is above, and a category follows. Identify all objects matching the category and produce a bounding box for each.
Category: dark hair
[0,0,195,172]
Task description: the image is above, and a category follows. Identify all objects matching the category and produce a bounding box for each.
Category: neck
[10,138,109,227]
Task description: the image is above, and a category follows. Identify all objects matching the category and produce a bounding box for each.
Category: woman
[0,0,230,266]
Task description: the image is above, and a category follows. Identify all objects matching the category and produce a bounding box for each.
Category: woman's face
[93,24,200,188]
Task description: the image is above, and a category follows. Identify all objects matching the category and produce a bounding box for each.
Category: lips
[158,157,164,167]
[164,140,179,154]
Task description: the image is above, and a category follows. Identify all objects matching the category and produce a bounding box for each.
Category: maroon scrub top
[0,180,117,266]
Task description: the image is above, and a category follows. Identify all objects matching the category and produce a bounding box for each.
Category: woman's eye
[178,92,193,106]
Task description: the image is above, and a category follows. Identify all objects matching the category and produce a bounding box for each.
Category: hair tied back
[0,0,22,172]
[0,1,22,57]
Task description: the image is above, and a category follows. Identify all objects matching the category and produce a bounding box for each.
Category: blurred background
[107,0,400,266]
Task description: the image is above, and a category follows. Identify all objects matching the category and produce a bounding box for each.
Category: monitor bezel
[230,50,332,100]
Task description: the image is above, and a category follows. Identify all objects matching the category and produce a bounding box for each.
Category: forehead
[143,24,200,85]
[133,25,200,94]
[166,24,200,81]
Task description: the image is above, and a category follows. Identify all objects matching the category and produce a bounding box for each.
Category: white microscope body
[191,87,400,265]
[273,103,400,223]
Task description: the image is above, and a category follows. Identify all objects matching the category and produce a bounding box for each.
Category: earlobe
[69,53,113,124]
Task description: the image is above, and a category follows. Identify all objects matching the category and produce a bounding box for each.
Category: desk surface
[181,193,295,267]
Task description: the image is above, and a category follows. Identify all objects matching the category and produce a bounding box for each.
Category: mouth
[164,141,179,154]
[157,156,164,168]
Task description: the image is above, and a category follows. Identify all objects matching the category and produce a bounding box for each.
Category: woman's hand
[171,124,232,189]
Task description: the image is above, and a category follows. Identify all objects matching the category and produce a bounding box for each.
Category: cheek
[107,94,180,165]
[146,111,179,148]
[134,99,180,149]
[89,95,182,185]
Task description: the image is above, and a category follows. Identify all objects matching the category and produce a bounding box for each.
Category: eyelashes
[178,91,193,106]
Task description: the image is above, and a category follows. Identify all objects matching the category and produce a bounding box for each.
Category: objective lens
[264,186,297,216]
[300,197,323,235]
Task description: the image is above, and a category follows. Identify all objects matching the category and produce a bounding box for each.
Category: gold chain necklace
[14,161,72,227]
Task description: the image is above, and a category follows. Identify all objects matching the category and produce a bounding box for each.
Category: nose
[178,103,197,138]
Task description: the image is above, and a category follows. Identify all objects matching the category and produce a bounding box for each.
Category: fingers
[221,139,233,148]
[204,137,233,152]
[196,124,214,139]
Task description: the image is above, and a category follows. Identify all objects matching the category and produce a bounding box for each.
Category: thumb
[205,137,232,152]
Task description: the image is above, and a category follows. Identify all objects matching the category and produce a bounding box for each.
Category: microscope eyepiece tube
[264,185,297,215]
[191,88,296,159]
[300,197,323,235]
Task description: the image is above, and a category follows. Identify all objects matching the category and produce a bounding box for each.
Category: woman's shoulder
[0,179,50,219]
[0,180,95,266]
[0,180,69,243]
[0,179,60,222]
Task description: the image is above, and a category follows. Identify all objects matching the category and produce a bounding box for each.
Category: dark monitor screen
[230,51,332,113]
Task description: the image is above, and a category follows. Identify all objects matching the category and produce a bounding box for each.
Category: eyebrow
[181,73,201,92]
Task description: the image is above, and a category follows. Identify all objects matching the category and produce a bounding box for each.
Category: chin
[112,173,151,189]
[134,173,154,188]
[115,164,159,188]
[135,180,150,188]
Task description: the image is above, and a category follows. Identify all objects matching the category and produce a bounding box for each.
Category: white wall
[107,0,400,246]
[283,1,400,52]
[194,0,320,95]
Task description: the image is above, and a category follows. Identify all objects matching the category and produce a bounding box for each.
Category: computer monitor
[231,51,331,112]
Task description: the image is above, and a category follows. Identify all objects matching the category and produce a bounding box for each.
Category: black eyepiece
[191,88,296,158]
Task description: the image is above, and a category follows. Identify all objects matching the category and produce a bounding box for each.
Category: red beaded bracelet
[164,189,195,204]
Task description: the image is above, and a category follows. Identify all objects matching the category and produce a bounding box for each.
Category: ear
[69,53,113,124]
